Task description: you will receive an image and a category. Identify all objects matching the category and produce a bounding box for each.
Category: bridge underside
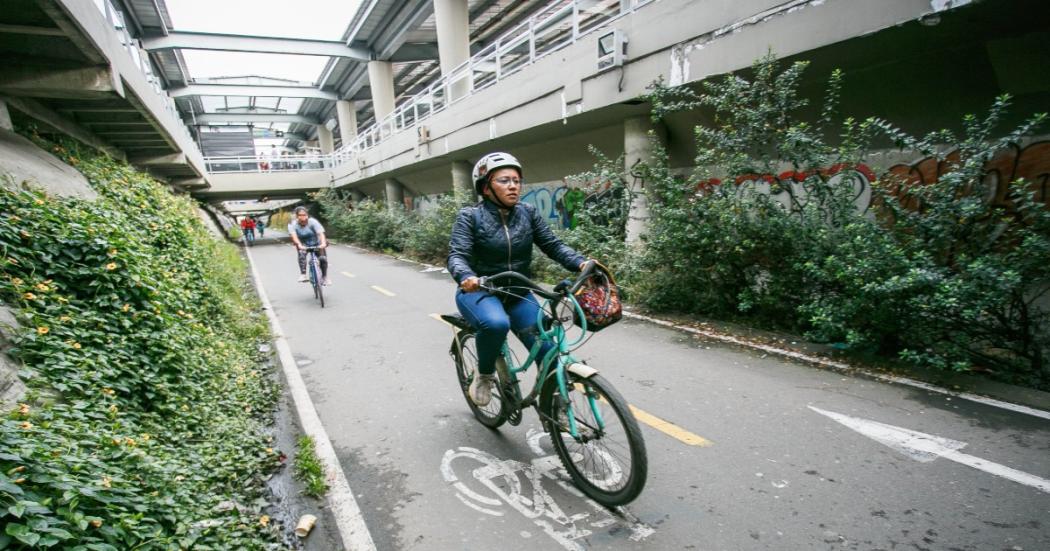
[195,171,332,201]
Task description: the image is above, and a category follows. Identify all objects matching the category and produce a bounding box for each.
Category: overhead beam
[373,0,436,60]
[193,113,320,125]
[169,84,338,100]
[389,42,440,62]
[171,177,208,187]
[142,31,373,60]
[1,95,125,160]
[128,153,188,166]
[0,23,66,37]
[0,65,117,99]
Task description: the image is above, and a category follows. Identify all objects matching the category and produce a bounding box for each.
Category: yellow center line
[629,404,712,447]
[341,271,356,278]
[581,384,711,446]
[371,285,396,297]
[430,313,452,326]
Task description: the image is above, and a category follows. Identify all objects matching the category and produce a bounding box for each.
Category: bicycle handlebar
[478,260,598,301]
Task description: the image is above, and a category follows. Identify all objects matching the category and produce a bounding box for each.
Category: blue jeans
[456,289,553,375]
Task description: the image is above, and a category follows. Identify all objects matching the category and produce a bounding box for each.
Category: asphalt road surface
[248,235,1049,551]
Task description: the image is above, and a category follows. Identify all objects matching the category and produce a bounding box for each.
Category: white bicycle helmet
[472,152,523,195]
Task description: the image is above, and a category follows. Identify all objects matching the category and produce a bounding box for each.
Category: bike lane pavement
[248,239,1050,551]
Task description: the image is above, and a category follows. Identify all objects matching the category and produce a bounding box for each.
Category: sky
[164,0,362,84]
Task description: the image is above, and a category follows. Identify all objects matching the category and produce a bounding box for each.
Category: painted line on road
[370,285,396,297]
[244,246,377,551]
[629,405,713,447]
[624,311,1050,422]
[341,271,356,278]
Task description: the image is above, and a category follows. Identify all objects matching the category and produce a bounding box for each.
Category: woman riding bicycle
[447,152,589,407]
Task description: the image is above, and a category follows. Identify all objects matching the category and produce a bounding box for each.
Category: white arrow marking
[809,406,1050,494]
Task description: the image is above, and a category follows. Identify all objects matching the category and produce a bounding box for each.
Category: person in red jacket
[240,216,256,244]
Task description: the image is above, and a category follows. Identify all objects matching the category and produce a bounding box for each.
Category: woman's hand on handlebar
[460,276,481,292]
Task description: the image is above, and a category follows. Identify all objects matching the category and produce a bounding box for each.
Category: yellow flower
[59,316,71,323]
[105,263,117,271]
[122,304,130,312]
[108,404,118,413]
[259,515,270,527]
[56,296,68,303]
[89,519,102,529]
[73,342,82,350]
[111,438,121,445]
[19,422,32,430]
[36,326,48,335]
[124,437,136,447]
[11,278,22,286]
[18,403,29,415]
[35,283,49,292]
[33,199,44,206]
[23,292,36,300]
[141,434,151,442]
[101,476,112,488]
[108,249,117,256]
[102,388,115,396]
[13,478,25,485]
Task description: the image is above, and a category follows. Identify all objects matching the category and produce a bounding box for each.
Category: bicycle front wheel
[451,331,506,429]
[540,372,647,506]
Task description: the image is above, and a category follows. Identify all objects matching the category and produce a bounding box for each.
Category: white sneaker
[468,373,497,407]
[297,274,308,283]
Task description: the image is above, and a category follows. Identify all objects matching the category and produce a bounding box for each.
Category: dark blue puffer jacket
[447,199,585,284]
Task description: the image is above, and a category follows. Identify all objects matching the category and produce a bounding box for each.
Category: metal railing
[204,155,330,174]
[91,0,200,156]
[331,0,653,166]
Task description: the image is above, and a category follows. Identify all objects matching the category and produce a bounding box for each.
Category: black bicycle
[303,246,325,308]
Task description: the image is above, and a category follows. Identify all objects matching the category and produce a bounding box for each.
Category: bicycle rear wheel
[540,372,647,506]
[451,331,506,429]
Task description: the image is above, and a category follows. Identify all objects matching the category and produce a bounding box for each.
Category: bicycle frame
[495,288,603,441]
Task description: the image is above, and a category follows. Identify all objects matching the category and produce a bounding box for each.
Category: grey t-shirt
[288,218,325,246]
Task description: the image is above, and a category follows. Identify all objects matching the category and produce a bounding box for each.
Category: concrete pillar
[624,115,665,245]
[451,160,474,203]
[384,179,404,211]
[367,61,396,121]
[317,124,334,154]
[0,100,12,131]
[433,0,471,100]
[336,100,357,147]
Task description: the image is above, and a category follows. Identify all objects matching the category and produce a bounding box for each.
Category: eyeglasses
[492,177,523,186]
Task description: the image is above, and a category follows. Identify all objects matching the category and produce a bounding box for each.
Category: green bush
[0,134,283,548]
[640,53,1050,388]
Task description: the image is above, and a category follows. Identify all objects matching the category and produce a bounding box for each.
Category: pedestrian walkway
[245,240,1050,551]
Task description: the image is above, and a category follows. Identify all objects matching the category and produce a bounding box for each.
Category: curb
[623,311,1050,421]
[243,245,378,551]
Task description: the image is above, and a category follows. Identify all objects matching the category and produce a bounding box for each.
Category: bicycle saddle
[440,313,472,330]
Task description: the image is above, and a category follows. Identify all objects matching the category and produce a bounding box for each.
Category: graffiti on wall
[693,164,876,214]
[886,140,1050,209]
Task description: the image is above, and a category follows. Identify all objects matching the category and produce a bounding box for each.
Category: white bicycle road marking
[440,429,653,551]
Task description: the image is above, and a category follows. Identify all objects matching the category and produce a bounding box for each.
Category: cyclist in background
[240,216,256,244]
[288,206,331,285]
[447,151,588,407]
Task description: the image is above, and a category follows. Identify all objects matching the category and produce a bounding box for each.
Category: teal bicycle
[442,264,647,506]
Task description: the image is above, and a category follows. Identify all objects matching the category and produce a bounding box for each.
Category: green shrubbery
[633,55,1050,388]
[1,135,284,548]
[314,188,460,264]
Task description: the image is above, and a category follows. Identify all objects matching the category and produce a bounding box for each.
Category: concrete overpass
[0,0,208,189]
